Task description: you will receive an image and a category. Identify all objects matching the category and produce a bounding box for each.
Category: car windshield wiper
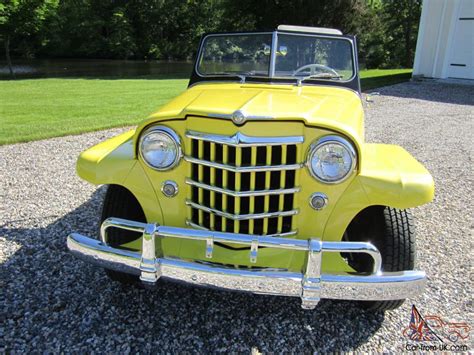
[299,73,343,83]
[211,73,247,83]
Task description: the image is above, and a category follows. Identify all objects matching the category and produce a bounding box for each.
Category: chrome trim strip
[99,218,380,259]
[156,224,308,250]
[207,112,274,121]
[186,130,304,146]
[186,200,299,221]
[67,218,427,309]
[185,220,298,238]
[184,156,303,172]
[185,178,300,197]
[269,31,278,77]
[185,220,208,230]
[277,25,343,35]
[100,218,148,243]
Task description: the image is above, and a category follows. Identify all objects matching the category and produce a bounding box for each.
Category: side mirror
[277,46,288,56]
[366,92,380,103]
[263,45,271,56]
[263,45,288,56]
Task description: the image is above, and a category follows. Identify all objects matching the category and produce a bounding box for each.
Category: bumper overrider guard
[67,217,426,309]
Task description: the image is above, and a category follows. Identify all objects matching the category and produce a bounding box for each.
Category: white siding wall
[413,0,473,80]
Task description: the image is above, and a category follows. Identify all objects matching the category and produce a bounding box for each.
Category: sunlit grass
[0,78,188,145]
[0,69,412,145]
[360,68,412,90]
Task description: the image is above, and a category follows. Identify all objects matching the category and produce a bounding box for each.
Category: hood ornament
[232,110,246,125]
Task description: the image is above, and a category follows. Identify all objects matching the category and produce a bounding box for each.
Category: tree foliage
[1,0,58,42]
[1,0,422,70]
[0,0,58,76]
[381,0,422,67]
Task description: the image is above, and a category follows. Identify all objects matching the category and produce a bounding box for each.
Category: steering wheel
[292,63,340,78]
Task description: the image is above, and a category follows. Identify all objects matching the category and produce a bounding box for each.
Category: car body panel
[76,129,136,184]
[136,83,365,149]
[75,90,434,273]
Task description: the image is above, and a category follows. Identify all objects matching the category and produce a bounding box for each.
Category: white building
[413,0,473,80]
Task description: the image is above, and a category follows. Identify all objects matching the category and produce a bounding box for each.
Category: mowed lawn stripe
[0,78,188,145]
[0,69,412,145]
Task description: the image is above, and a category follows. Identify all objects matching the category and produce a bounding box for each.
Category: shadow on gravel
[2,188,384,352]
[378,80,474,106]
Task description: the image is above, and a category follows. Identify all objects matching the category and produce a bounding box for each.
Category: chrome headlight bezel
[139,125,182,171]
[306,135,357,184]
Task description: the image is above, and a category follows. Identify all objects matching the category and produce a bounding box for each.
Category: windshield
[197,31,355,82]
[198,33,272,77]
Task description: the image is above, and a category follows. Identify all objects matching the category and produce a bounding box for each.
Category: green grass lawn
[0,69,412,145]
[0,78,188,145]
[360,68,412,90]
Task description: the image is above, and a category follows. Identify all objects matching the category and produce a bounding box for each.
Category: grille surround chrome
[186,130,304,146]
[186,130,303,236]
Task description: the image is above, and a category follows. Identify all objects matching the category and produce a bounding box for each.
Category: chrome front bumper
[67,217,426,309]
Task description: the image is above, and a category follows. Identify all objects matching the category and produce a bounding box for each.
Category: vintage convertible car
[67,25,434,311]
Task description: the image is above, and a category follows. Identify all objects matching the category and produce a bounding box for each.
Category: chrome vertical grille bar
[234,147,242,233]
[197,140,204,226]
[187,130,302,237]
[209,142,216,230]
[222,144,229,232]
[278,145,287,234]
[249,146,257,235]
[262,146,272,235]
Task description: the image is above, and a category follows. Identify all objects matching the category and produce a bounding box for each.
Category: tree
[381,0,422,67]
[220,0,387,69]
[125,0,225,60]
[0,0,421,69]
[0,0,58,77]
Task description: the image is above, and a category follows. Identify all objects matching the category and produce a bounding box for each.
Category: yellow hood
[141,82,365,143]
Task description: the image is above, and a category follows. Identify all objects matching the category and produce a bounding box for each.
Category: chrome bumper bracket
[67,217,427,309]
[301,239,323,309]
[205,236,214,259]
[140,223,160,283]
[250,237,258,264]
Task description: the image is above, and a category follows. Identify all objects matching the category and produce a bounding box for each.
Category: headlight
[139,126,182,170]
[307,135,356,183]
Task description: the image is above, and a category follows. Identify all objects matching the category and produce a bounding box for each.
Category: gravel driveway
[1,81,473,352]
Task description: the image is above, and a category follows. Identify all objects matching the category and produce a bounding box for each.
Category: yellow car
[67,25,434,311]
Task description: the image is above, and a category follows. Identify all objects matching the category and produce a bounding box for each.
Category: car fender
[76,130,164,224]
[323,143,434,241]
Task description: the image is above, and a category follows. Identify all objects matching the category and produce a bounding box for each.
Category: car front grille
[184,130,304,237]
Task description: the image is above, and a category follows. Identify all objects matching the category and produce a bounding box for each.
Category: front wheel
[343,206,416,311]
[100,185,147,285]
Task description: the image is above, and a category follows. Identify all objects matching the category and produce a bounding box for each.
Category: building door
[447,0,474,79]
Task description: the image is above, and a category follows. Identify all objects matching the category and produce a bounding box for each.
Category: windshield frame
[190,29,360,92]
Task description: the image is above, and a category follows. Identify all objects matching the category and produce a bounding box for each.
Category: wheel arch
[322,142,433,242]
